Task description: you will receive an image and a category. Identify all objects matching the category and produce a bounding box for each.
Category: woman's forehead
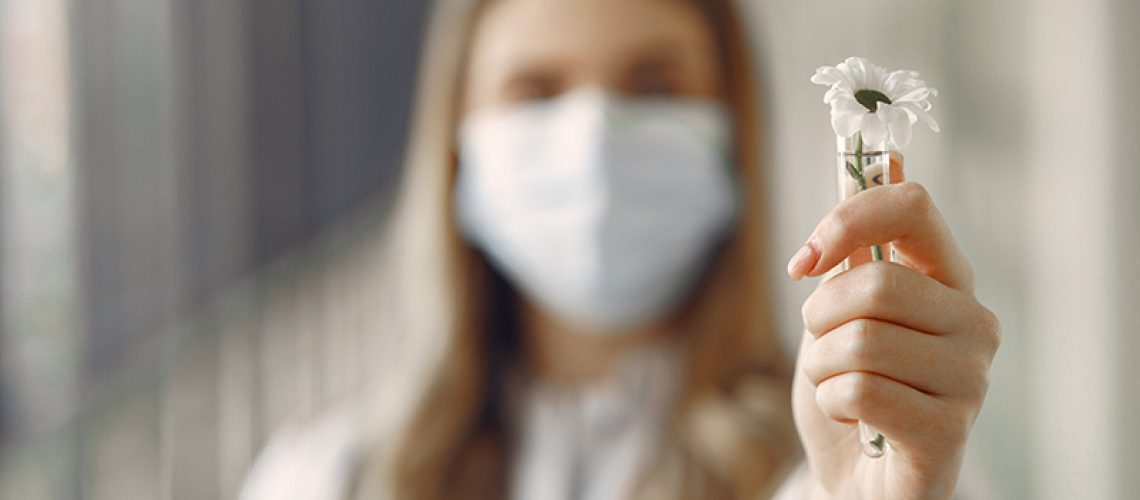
[469,0,714,75]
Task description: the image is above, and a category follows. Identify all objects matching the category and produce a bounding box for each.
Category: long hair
[374,0,800,498]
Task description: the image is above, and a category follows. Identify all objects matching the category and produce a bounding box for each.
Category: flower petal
[811,72,835,86]
[833,94,867,115]
[831,112,862,138]
[829,96,866,137]
[867,61,888,90]
[811,66,842,86]
[846,57,869,89]
[893,87,932,103]
[898,101,940,132]
[813,65,857,92]
[885,70,926,97]
[861,110,889,146]
[898,105,919,125]
[823,85,852,105]
[883,70,911,95]
[813,57,939,144]
[887,106,913,149]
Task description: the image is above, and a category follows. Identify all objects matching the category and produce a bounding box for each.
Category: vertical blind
[0,0,427,498]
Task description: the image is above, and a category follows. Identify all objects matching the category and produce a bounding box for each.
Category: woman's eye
[503,74,562,103]
[625,65,682,97]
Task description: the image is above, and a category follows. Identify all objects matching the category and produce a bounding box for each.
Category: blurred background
[0,0,1136,499]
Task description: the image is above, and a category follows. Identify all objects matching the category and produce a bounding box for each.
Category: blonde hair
[378,0,799,498]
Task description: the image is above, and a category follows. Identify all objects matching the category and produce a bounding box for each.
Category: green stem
[850,134,884,262]
[851,133,888,458]
[848,132,889,457]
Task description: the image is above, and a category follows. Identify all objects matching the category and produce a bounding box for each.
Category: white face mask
[453,88,739,333]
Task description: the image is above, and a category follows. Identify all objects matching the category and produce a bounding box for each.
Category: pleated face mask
[453,88,739,333]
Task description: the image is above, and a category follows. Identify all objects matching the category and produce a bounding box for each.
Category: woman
[240,0,1000,498]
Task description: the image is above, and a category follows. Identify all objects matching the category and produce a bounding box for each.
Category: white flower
[811,56,939,149]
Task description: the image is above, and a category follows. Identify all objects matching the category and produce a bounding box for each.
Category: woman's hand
[786,156,1001,499]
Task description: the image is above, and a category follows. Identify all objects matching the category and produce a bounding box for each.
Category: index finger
[798,175,974,293]
[843,152,906,269]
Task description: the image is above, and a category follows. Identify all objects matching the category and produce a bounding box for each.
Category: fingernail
[787,238,821,280]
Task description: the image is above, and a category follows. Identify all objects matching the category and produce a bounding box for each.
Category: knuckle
[845,319,877,366]
[843,371,875,414]
[813,383,836,417]
[974,370,992,401]
[839,372,878,414]
[825,206,857,245]
[801,283,837,337]
[975,304,1003,353]
[956,355,991,403]
[816,372,881,421]
[801,297,817,335]
[985,308,1003,347]
[961,266,978,294]
[897,181,933,212]
[800,344,824,386]
[957,348,994,403]
[861,264,896,306]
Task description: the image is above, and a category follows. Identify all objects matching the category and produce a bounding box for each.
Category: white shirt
[239,347,990,500]
[508,346,680,500]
